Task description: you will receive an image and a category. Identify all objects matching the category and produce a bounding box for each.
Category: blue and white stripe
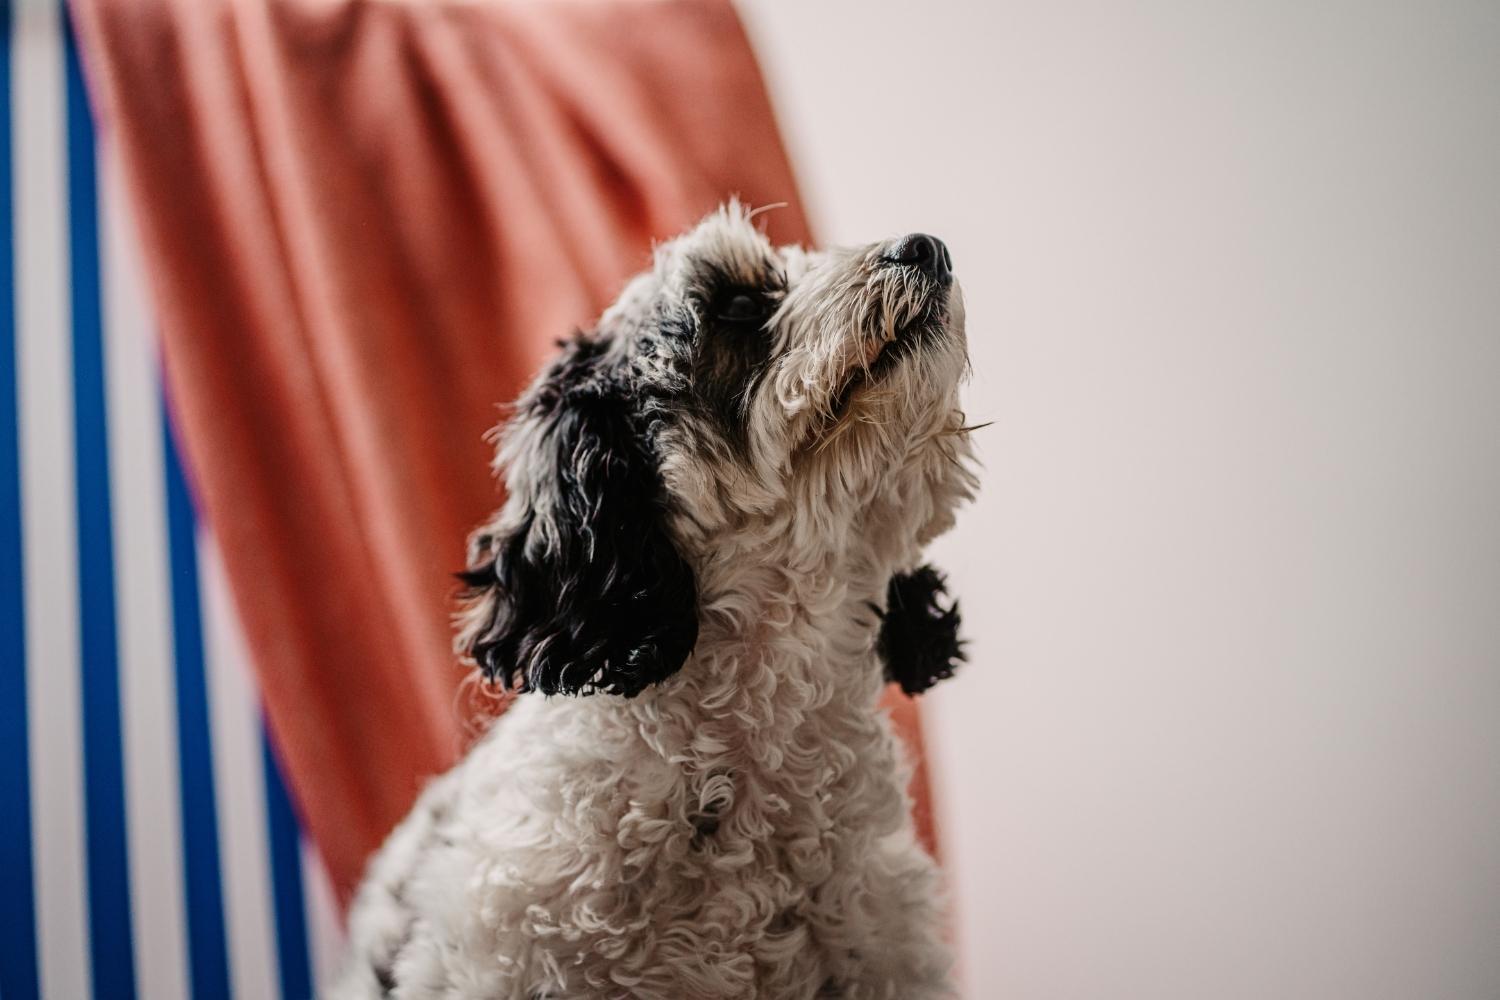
[5,2,343,997]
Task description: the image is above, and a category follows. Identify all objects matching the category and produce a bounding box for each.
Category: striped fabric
[3,3,342,998]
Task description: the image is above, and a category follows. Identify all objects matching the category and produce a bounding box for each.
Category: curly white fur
[332,205,977,1000]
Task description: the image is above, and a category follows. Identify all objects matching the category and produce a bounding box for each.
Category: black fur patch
[877,565,965,695]
[458,334,699,697]
[374,960,396,996]
[654,260,783,451]
[690,287,776,448]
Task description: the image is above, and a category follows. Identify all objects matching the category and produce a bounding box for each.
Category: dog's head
[458,204,976,697]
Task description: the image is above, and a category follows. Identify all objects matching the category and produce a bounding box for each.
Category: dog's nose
[881,233,952,283]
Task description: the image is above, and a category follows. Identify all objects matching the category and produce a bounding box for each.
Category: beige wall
[738,3,1500,997]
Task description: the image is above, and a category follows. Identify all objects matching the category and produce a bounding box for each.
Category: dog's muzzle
[823,233,960,420]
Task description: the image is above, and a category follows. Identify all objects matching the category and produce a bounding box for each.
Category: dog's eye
[718,293,768,324]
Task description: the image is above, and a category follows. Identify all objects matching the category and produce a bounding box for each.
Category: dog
[332,203,978,999]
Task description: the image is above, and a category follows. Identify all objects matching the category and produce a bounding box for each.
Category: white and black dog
[333,204,978,1000]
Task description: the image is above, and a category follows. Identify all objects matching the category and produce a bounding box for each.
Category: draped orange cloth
[70,0,938,900]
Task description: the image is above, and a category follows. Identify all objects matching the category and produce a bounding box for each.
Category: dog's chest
[448,710,903,991]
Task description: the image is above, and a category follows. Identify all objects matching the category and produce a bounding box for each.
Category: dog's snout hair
[336,204,979,1000]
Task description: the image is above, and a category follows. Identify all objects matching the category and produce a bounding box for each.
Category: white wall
[738,3,1500,997]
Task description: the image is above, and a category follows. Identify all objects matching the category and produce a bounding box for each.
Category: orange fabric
[71,0,937,900]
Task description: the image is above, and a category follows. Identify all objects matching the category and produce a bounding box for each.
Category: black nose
[881,233,952,283]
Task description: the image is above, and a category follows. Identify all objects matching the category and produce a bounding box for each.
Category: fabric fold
[69,0,937,902]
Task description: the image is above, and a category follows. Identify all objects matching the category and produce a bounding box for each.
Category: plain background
[738,2,1500,998]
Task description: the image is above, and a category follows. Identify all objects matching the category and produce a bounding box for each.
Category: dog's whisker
[745,201,789,223]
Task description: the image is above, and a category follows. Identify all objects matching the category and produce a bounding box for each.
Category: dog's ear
[455,336,698,696]
[878,565,965,695]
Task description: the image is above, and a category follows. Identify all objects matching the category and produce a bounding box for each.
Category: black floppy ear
[877,565,965,695]
[455,336,698,697]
